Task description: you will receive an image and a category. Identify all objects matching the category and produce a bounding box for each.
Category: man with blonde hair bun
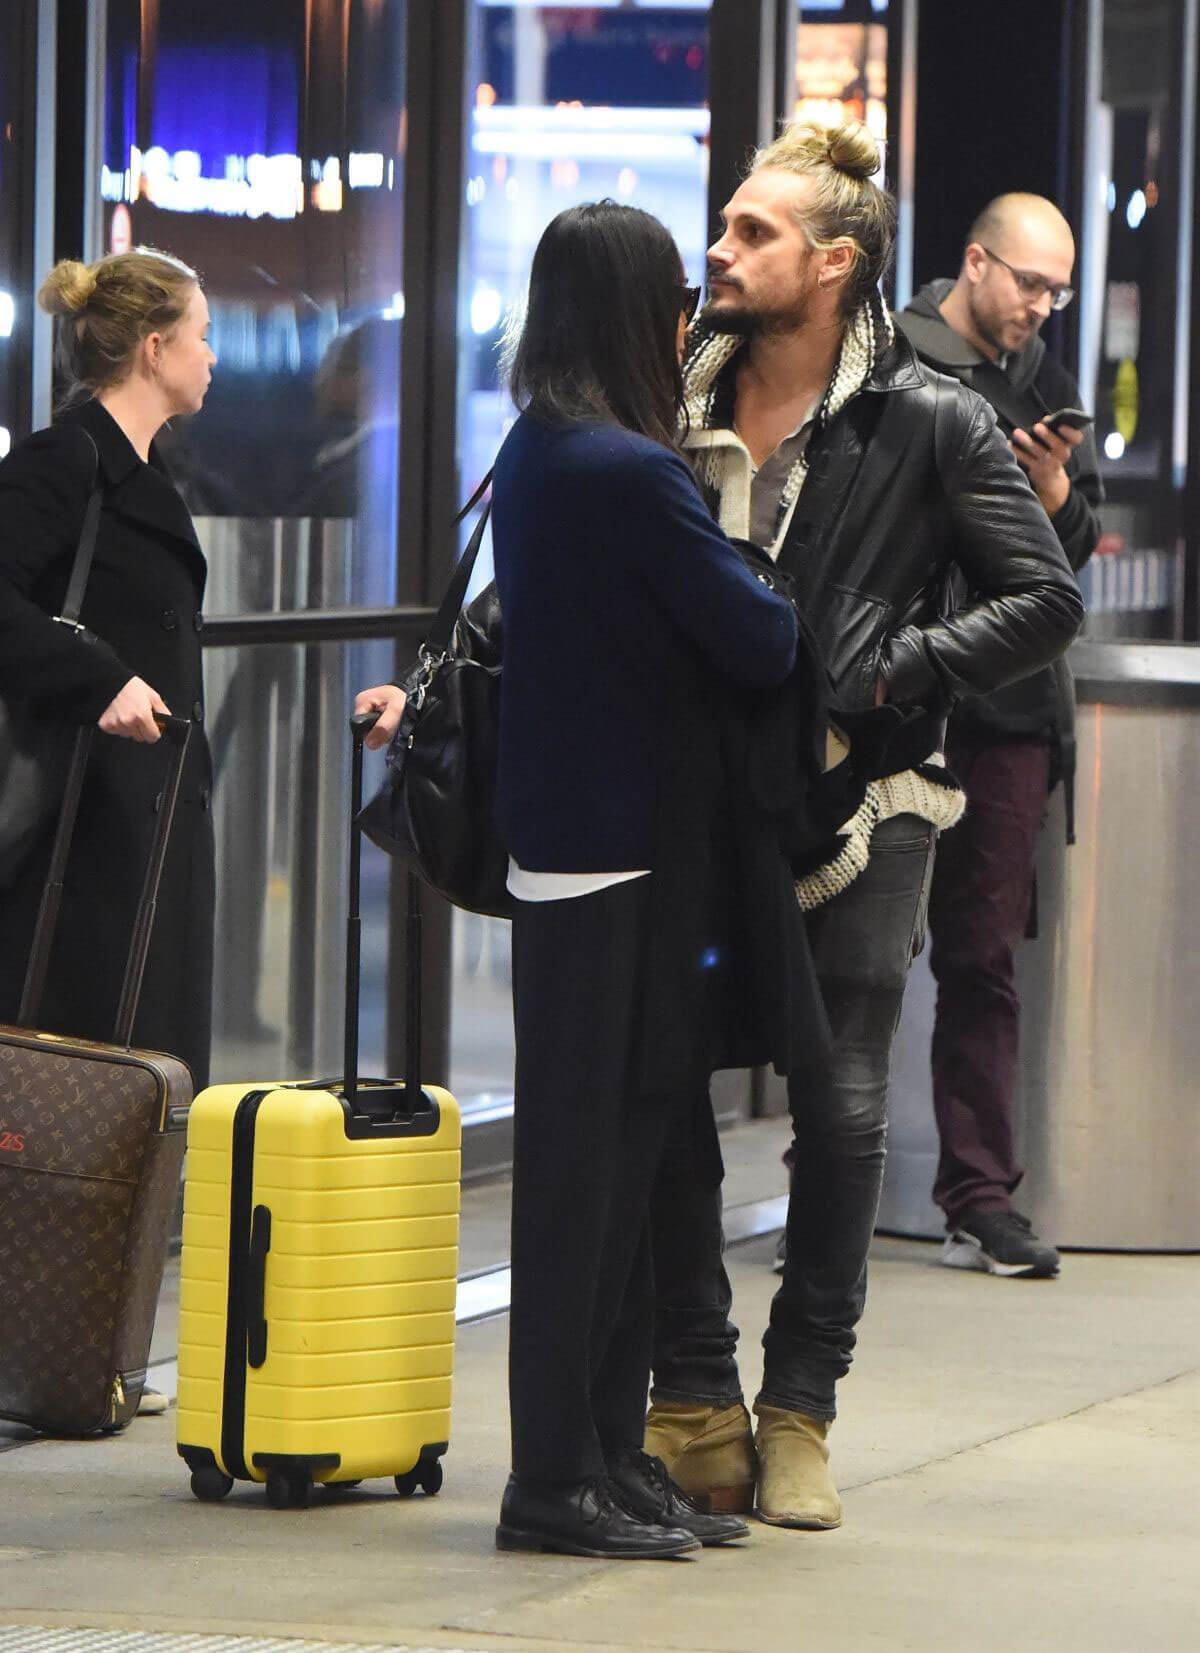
[645,123,1083,1531]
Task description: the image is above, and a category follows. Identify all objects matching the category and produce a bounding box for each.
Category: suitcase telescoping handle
[18,712,193,1042]
[348,711,422,1113]
[113,714,192,1046]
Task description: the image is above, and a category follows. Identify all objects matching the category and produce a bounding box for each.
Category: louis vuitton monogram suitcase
[0,717,193,1433]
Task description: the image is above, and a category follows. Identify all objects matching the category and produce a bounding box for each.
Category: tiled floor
[3,1117,1197,1652]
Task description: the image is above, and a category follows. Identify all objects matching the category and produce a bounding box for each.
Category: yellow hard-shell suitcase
[176,714,461,1508]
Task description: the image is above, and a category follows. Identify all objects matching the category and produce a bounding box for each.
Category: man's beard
[969,292,1032,357]
[974,313,1009,357]
[701,286,813,337]
[700,303,760,337]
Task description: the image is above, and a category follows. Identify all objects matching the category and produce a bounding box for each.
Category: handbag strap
[422,469,494,660]
[58,432,103,628]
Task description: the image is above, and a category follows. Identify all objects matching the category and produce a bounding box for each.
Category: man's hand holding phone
[1010,408,1090,517]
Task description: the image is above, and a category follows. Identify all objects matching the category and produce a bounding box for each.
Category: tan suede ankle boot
[643,1399,757,1514]
[753,1404,842,1529]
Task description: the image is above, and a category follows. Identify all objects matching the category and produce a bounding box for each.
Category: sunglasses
[679,283,702,323]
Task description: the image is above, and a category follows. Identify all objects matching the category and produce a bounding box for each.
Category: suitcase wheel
[395,1459,443,1498]
[190,1467,234,1503]
[266,1469,312,1510]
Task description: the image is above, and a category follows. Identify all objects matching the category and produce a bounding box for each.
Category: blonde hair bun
[752,120,896,317]
[825,123,880,182]
[37,259,97,316]
[38,248,199,401]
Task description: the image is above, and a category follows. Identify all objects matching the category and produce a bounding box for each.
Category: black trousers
[509,876,690,1483]
[928,730,1050,1224]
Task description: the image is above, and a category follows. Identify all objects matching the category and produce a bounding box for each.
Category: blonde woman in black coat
[0,250,217,1104]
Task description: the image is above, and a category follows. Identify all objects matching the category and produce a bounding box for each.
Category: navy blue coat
[491,415,799,873]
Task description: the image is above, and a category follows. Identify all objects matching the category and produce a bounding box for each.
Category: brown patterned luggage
[0,716,193,1434]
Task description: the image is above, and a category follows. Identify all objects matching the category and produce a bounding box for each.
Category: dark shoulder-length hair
[508,201,686,451]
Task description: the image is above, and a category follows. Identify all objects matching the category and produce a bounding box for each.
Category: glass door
[1077,0,1197,638]
[0,0,38,454]
[94,0,411,1081]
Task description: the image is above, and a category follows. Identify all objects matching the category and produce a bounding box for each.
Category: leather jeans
[651,814,936,1422]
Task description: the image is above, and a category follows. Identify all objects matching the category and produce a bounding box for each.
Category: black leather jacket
[694,330,1084,717]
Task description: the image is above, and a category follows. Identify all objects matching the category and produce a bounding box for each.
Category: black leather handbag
[0,443,103,891]
[358,474,514,919]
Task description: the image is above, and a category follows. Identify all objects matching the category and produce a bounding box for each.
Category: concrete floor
[1,1118,1197,1653]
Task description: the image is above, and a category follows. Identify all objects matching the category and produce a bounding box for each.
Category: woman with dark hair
[358,201,809,1558]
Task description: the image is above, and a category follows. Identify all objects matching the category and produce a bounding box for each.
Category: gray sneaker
[136,1386,169,1415]
[942,1210,1060,1278]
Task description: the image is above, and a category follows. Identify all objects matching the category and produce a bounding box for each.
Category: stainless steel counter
[878,640,1200,1251]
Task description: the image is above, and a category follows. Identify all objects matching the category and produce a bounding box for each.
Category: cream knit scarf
[683,292,894,524]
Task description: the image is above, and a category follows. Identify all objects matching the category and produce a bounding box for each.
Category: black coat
[0,399,214,1086]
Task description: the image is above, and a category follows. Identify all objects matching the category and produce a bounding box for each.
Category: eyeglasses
[679,284,702,323]
[980,247,1074,312]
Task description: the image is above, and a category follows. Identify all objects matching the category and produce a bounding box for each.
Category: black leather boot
[495,1473,700,1558]
[608,1448,751,1545]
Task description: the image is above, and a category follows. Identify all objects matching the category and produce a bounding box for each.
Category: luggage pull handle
[245,1204,272,1368]
[19,712,193,1040]
[348,712,421,1115]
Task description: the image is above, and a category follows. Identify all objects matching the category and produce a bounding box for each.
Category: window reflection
[92,1,411,1088]
[205,637,396,1084]
[99,0,408,608]
[1078,0,1195,637]
[450,1,714,1108]
[0,1,34,447]
[793,19,888,160]
[458,3,714,519]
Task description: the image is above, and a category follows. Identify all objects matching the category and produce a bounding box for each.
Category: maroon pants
[927,730,1051,1226]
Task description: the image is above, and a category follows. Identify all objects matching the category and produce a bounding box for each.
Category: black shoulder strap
[59,431,103,626]
[423,470,494,659]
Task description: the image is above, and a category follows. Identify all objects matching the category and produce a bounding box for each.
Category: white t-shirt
[506,860,651,903]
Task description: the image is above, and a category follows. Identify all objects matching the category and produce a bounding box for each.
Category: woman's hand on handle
[98,677,171,742]
[354,684,407,750]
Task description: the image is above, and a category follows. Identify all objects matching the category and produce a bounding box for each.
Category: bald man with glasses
[896,194,1103,1281]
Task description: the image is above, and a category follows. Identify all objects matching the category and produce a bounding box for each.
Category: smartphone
[1043,407,1094,434]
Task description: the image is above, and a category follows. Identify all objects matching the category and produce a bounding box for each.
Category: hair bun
[37,259,97,317]
[826,123,880,182]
